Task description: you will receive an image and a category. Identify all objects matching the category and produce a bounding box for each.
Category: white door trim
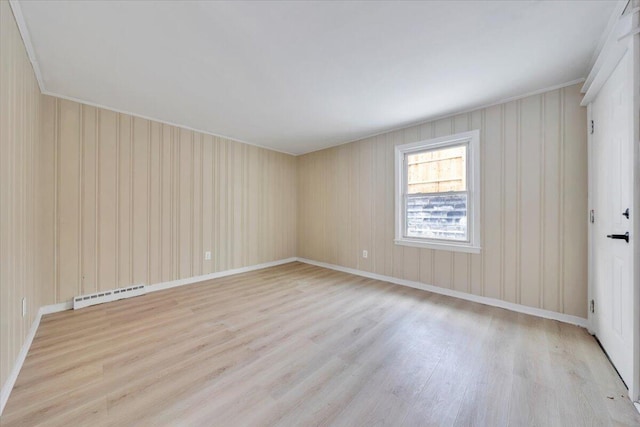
[587,102,595,336]
[630,3,640,405]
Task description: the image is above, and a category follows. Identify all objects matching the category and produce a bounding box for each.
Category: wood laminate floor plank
[2,262,639,426]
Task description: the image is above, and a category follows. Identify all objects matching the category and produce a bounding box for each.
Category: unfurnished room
[1,0,640,425]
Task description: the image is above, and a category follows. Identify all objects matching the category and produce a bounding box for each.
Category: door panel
[592,51,634,390]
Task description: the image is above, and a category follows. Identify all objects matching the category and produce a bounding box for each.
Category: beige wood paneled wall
[38,96,298,304]
[0,0,43,390]
[297,84,588,318]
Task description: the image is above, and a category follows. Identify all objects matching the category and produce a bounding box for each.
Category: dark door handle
[607,232,629,243]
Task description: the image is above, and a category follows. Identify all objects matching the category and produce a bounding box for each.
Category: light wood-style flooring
[2,262,639,426]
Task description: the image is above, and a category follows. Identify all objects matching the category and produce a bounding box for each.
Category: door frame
[584,1,640,404]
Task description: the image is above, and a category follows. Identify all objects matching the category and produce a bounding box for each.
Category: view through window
[405,145,468,241]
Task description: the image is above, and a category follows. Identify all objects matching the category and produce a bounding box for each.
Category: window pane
[406,145,466,194]
[406,193,468,241]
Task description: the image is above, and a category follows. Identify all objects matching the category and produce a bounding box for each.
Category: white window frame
[394,129,481,254]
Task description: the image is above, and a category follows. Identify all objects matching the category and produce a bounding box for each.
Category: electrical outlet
[22,298,26,317]
[205,251,212,261]
[362,250,368,259]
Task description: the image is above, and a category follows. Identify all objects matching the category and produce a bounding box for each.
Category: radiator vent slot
[73,285,146,309]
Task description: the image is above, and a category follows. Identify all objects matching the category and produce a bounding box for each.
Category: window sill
[394,238,481,254]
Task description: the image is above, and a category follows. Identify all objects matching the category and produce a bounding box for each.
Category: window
[395,130,480,253]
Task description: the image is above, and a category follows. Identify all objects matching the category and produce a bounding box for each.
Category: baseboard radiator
[73,285,146,309]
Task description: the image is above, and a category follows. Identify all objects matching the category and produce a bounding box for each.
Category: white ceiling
[17,0,618,155]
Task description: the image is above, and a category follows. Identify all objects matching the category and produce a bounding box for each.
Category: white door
[591,50,635,392]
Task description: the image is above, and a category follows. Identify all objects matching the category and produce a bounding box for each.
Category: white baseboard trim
[296,257,590,329]
[40,301,73,315]
[2,310,32,414]
[0,299,71,415]
[146,257,298,293]
[0,257,296,417]
[0,314,40,416]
